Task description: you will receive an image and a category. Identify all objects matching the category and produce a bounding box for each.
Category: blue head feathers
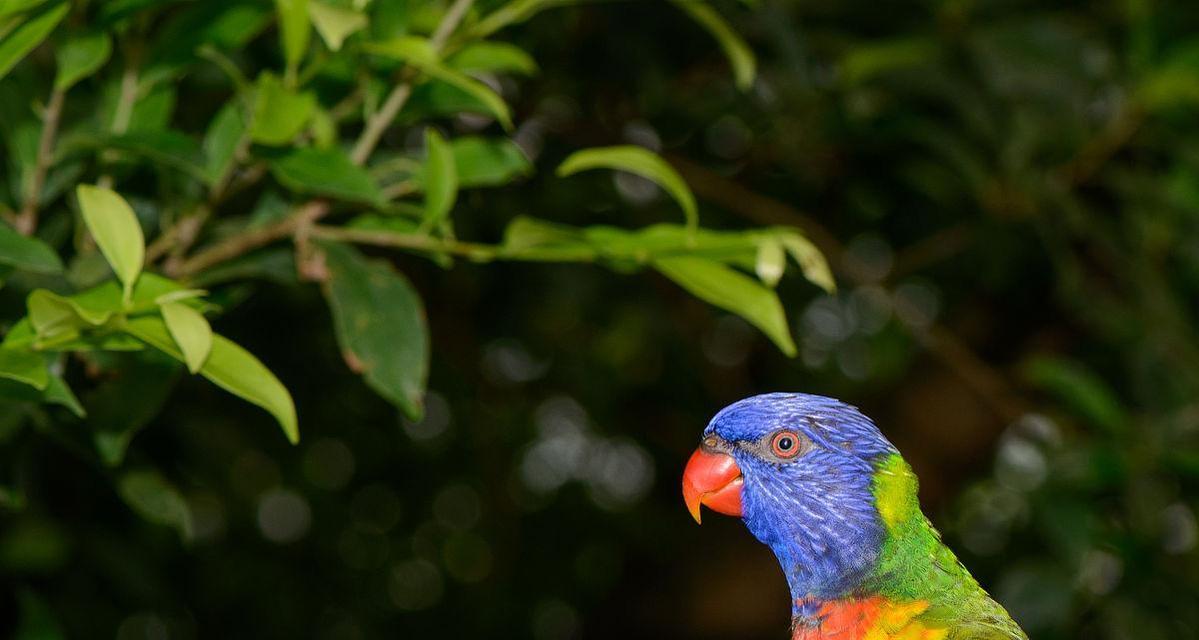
[703,393,898,607]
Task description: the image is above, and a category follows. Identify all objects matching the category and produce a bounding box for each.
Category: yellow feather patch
[872,454,919,530]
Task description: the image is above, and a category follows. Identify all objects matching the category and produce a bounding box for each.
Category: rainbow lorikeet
[682,393,1028,640]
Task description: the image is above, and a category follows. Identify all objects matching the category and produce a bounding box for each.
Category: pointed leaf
[365,37,513,130]
[448,41,537,75]
[161,302,213,374]
[320,240,429,420]
[118,470,192,539]
[75,185,145,302]
[0,1,68,80]
[202,100,247,185]
[422,129,457,226]
[54,31,112,91]
[654,256,796,356]
[755,236,785,287]
[123,316,299,443]
[274,0,310,78]
[671,1,756,91]
[557,146,698,232]
[0,348,47,390]
[778,231,835,293]
[308,0,366,51]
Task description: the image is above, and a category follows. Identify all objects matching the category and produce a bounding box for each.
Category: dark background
[4,0,1199,638]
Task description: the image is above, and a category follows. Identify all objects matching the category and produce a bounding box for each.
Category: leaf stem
[173,201,330,278]
[15,86,66,236]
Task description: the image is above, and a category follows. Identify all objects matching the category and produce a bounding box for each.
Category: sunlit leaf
[654,256,796,356]
[320,240,429,420]
[422,129,457,226]
[124,316,299,443]
[75,185,145,302]
[161,302,213,374]
[557,146,698,232]
[308,0,366,51]
[0,1,67,80]
[755,236,785,287]
[54,31,112,91]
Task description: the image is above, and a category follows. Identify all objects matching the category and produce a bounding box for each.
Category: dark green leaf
[54,31,112,91]
[118,470,192,539]
[88,353,180,467]
[274,0,310,79]
[0,223,63,274]
[202,101,247,185]
[269,146,382,203]
[320,240,429,420]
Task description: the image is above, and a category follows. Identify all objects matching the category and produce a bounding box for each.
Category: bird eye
[770,430,803,459]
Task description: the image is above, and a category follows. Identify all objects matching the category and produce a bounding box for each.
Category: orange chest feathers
[791,596,949,640]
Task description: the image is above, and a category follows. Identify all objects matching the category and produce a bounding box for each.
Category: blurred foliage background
[2,0,1199,638]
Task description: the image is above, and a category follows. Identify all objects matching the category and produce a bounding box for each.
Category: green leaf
[0,1,68,80]
[124,316,299,443]
[365,37,513,130]
[27,289,113,342]
[161,302,212,374]
[54,31,113,91]
[320,240,429,420]
[557,146,698,232]
[0,348,48,390]
[202,100,247,185]
[118,470,192,539]
[422,129,457,226]
[755,236,785,287]
[43,374,83,417]
[74,129,208,180]
[75,185,145,302]
[0,223,63,274]
[447,136,532,187]
[654,256,796,356]
[838,37,938,86]
[0,0,49,20]
[448,41,538,75]
[269,146,382,203]
[274,0,310,80]
[670,0,756,91]
[308,0,366,51]
[250,72,317,145]
[778,230,835,293]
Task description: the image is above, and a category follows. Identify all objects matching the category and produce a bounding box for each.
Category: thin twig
[350,0,475,165]
[173,201,329,278]
[16,87,66,235]
[310,224,498,261]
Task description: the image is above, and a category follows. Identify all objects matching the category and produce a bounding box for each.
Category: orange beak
[681,447,744,524]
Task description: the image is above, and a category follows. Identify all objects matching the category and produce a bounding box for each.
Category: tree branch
[173,201,329,278]
[15,87,66,236]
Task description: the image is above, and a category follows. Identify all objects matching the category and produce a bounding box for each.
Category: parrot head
[682,393,902,602]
